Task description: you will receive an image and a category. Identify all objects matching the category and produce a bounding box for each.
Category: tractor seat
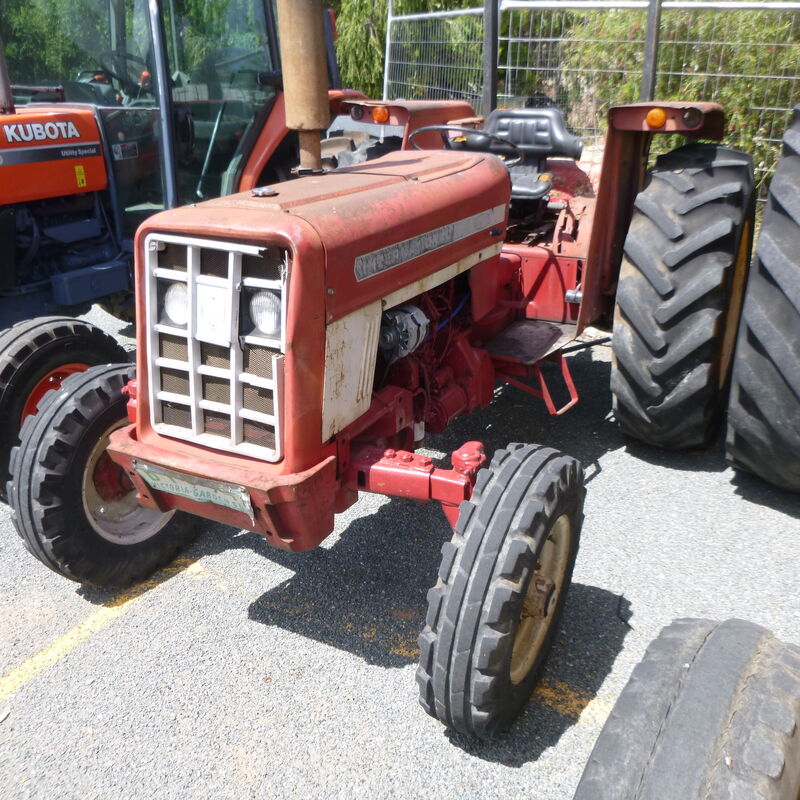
[462,108,583,200]
[501,164,552,201]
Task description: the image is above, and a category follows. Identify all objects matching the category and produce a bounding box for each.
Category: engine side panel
[0,106,107,204]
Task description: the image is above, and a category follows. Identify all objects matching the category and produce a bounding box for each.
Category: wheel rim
[718,219,752,391]
[509,514,572,685]
[82,419,175,545]
[21,362,90,423]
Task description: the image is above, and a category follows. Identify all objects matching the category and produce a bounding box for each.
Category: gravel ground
[1,313,798,800]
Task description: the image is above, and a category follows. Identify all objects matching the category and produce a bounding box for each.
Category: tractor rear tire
[0,316,127,500]
[573,618,800,800]
[611,144,755,449]
[417,443,584,738]
[725,106,800,492]
[8,364,197,587]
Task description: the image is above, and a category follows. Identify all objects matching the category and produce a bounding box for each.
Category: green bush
[560,8,800,186]
[332,0,478,99]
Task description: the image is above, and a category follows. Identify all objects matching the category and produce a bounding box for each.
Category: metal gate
[384,0,800,187]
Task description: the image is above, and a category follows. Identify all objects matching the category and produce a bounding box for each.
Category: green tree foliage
[332,0,477,98]
[0,0,111,84]
[0,0,270,86]
[560,8,800,183]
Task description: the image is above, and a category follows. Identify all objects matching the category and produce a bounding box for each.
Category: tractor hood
[136,149,511,323]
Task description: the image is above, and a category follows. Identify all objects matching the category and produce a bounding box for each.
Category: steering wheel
[96,50,149,95]
[408,125,524,168]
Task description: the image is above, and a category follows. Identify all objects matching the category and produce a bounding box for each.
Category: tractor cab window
[162,0,279,204]
[0,0,154,107]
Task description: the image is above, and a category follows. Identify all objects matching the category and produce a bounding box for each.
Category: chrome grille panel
[145,233,287,462]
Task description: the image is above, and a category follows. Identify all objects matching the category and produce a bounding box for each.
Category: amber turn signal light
[646,107,667,128]
[372,106,390,124]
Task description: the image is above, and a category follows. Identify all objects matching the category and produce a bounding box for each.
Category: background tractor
[0,0,473,490]
[7,0,781,739]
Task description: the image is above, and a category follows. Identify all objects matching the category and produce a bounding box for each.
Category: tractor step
[485,319,575,365]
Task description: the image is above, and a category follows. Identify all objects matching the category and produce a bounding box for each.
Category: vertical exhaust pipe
[275,0,329,172]
[0,35,16,115]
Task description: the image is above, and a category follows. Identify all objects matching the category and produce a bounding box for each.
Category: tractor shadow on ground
[76,520,271,606]
[243,495,629,766]
[246,499,452,669]
[729,470,800,520]
[528,349,799,517]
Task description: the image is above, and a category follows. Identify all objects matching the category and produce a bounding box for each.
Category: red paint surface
[109,149,508,547]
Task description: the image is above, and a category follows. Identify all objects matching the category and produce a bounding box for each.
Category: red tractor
[7,1,760,737]
[0,0,473,490]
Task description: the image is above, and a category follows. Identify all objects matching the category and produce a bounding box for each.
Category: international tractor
[8,0,795,738]
[0,0,474,490]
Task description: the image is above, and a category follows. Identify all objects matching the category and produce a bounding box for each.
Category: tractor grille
[144,234,287,461]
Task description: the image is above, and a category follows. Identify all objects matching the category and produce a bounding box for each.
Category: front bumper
[107,424,345,551]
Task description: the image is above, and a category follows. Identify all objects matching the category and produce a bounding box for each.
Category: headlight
[163,282,188,327]
[249,290,281,337]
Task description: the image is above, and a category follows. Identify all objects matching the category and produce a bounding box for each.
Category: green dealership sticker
[135,462,253,519]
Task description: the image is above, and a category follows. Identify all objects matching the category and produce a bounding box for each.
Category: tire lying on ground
[573,618,800,800]
[8,364,198,587]
[611,144,755,449]
[417,442,584,738]
[726,104,800,492]
[0,316,127,499]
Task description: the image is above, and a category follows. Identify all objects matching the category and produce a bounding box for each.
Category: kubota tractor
[0,0,474,491]
[8,0,762,737]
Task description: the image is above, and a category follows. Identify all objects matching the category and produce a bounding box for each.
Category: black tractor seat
[460,107,583,201]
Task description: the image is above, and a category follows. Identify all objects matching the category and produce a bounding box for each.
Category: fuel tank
[0,106,107,205]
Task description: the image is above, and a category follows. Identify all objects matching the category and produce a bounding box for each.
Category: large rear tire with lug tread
[573,618,800,800]
[8,364,198,587]
[611,144,755,449]
[0,316,127,499]
[726,106,800,492]
[417,443,584,738]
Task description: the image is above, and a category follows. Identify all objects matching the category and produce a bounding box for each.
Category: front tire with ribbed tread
[574,618,800,800]
[612,144,755,449]
[0,316,127,499]
[726,105,800,492]
[417,443,584,738]
[8,364,197,587]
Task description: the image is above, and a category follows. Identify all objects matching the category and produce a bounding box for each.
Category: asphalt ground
[1,310,799,799]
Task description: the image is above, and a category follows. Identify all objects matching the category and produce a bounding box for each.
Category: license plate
[134,461,253,519]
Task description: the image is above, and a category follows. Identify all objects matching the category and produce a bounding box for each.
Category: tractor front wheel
[0,316,127,499]
[8,364,198,587]
[611,144,755,449]
[417,443,584,738]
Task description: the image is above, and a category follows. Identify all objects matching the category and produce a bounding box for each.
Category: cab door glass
[163,0,278,203]
[99,0,166,235]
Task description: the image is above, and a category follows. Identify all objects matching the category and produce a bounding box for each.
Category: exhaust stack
[276,0,329,171]
[0,35,15,114]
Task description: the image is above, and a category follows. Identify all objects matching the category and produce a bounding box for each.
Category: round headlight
[250,290,281,337]
[163,282,188,327]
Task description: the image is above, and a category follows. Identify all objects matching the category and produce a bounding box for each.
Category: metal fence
[384,0,800,189]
